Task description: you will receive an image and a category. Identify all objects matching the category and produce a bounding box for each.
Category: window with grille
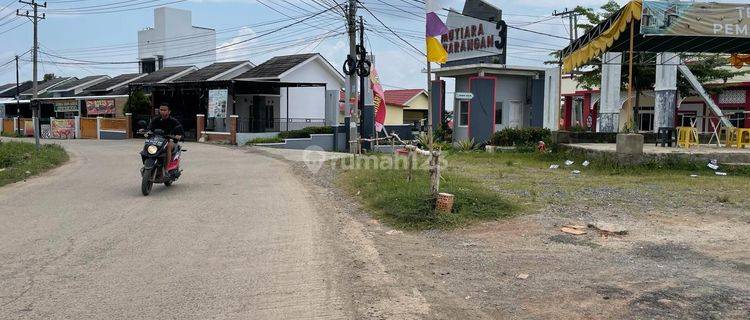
[718,90,746,104]
[459,101,469,126]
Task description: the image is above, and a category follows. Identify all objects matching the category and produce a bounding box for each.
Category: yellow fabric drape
[729,54,750,69]
[426,37,448,63]
[562,0,642,73]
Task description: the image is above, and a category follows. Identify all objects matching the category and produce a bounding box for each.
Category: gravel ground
[277,150,750,319]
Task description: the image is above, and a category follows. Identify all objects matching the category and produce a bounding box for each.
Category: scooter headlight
[147,145,158,155]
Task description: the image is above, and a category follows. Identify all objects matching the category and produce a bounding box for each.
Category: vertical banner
[208,89,228,118]
[86,100,115,115]
[23,120,34,137]
[369,65,387,132]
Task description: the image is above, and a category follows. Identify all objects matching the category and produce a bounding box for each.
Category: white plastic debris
[571,170,581,175]
[707,163,719,170]
[549,164,559,169]
[582,160,590,167]
[690,174,698,178]
[715,172,727,176]
[564,160,574,166]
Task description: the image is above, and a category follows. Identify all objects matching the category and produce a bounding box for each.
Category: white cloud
[216,27,256,62]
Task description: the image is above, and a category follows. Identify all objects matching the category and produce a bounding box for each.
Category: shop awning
[561,0,750,73]
[561,0,642,73]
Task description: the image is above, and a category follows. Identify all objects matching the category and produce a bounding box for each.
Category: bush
[490,127,551,147]
[455,138,476,152]
[246,137,283,144]
[278,126,333,139]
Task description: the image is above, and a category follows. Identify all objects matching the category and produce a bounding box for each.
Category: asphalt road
[0,139,348,319]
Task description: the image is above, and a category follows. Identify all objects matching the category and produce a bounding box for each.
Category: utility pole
[344,0,358,153]
[17,0,45,149]
[553,8,579,71]
[15,55,20,136]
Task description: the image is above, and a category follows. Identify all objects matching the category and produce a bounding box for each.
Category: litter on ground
[561,226,587,235]
[549,164,559,169]
[582,160,590,167]
[564,160,574,166]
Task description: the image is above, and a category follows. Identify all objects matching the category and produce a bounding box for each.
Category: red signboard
[86,99,115,115]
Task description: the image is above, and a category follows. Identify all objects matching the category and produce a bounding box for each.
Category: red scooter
[139,128,184,196]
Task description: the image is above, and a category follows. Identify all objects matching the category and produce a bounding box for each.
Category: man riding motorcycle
[146,103,183,165]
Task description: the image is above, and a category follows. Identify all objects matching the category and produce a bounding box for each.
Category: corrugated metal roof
[176,61,250,82]
[234,54,316,79]
[20,77,75,95]
[132,66,194,84]
[48,75,109,92]
[385,89,425,107]
[84,73,145,92]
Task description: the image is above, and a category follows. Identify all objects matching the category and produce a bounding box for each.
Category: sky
[0,0,634,99]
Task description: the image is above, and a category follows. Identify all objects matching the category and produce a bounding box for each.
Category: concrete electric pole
[344,0,359,153]
[15,55,21,136]
[17,0,45,149]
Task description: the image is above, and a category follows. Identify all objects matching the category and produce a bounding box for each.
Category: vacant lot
[326,150,750,319]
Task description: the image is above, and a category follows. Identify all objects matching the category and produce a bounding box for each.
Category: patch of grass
[339,162,518,230]
[0,141,68,187]
[443,150,750,211]
[246,136,283,145]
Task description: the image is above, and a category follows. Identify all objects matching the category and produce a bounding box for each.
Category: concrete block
[616,133,644,165]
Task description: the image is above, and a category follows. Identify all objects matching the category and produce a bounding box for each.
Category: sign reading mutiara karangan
[642,1,750,37]
[440,11,506,63]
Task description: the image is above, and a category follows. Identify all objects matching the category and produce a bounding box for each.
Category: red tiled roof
[384,89,424,107]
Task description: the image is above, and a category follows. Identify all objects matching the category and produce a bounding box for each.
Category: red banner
[86,99,115,115]
[369,65,386,132]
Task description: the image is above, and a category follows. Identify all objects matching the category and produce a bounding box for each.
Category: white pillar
[74,116,80,139]
[598,52,623,132]
[543,67,561,130]
[13,117,18,133]
[654,52,679,131]
[96,116,102,140]
[0,117,4,133]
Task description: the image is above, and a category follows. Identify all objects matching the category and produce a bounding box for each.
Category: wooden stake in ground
[407,147,414,182]
[625,17,635,131]
[426,59,440,202]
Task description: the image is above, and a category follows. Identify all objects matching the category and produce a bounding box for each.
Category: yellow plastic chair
[725,127,739,148]
[677,126,698,148]
[738,128,750,148]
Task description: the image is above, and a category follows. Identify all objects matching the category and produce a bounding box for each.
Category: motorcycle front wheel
[141,168,154,196]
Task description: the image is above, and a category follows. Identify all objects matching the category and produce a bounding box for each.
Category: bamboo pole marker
[626,17,635,131]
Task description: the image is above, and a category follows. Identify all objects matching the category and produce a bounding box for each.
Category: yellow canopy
[562,0,642,73]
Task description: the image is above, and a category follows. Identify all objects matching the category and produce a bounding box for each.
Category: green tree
[123,90,152,115]
[43,73,56,81]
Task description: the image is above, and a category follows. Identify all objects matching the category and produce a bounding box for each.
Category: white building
[233,53,345,131]
[138,7,216,73]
